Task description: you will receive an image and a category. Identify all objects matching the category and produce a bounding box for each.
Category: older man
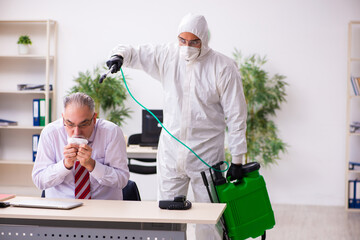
[32,92,129,200]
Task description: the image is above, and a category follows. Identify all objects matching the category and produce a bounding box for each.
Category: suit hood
[177,13,211,59]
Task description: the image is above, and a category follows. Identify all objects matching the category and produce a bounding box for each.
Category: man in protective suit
[106,13,247,240]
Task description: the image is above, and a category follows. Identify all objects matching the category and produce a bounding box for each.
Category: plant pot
[18,44,30,55]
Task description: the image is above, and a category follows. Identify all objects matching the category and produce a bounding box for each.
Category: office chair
[122,180,141,201]
[127,134,157,175]
[41,180,141,201]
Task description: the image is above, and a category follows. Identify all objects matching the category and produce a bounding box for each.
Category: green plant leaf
[17,35,32,45]
[230,50,288,167]
[68,65,131,126]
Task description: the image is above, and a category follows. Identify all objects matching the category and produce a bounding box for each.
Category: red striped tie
[75,161,91,199]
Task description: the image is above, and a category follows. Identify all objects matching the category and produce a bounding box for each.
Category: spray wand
[99,65,116,84]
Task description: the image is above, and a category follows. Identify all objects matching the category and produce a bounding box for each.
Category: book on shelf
[0,194,16,201]
[350,76,360,96]
[32,134,40,162]
[39,99,46,126]
[350,121,360,133]
[349,179,360,209]
[0,118,18,126]
[33,98,51,126]
[349,161,360,170]
[33,99,40,126]
[40,98,51,126]
[17,84,53,91]
[355,77,360,95]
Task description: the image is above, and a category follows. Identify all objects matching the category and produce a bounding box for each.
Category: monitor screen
[141,109,163,147]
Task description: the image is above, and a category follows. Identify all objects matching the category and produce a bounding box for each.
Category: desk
[0,196,226,240]
[126,145,157,159]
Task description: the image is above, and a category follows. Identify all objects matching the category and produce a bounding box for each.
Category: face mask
[179,46,200,62]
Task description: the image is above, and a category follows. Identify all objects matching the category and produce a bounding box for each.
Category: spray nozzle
[99,65,116,84]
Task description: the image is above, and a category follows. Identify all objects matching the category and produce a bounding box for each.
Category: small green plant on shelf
[226,50,288,167]
[17,35,32,55]
[68,65,131,127]
[17,35,32,45]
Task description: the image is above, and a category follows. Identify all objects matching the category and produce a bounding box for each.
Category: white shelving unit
[345,21,360,211]
[0,20,57,196]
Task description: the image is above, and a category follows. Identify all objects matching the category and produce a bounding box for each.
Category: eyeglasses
[63,113,95,129]
[178,36,201,47]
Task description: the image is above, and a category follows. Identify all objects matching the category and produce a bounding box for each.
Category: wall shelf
[345,21,360,211]
[0,126,44,130]
[0,55,54,59]
[0,160,34,165]
[0,19,57,192]
[0,90,52,94]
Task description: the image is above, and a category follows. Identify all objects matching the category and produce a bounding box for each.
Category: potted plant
[68,65,131,126]
[227,50,288,167]
[17,35,32,55]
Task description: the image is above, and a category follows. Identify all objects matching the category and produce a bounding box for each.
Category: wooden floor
[187,204,360,240]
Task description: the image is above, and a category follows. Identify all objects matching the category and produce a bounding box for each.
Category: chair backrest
[128,164,156,174]
[122,180,141,201]
[127,133,142,146]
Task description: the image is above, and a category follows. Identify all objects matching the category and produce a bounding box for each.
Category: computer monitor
[141,109,163,147]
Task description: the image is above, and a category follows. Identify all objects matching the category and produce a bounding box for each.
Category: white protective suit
[111,13,247,240]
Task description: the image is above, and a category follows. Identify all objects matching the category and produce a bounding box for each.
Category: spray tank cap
[242,162,260,174]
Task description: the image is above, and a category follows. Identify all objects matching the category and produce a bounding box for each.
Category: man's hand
[77,144,95,172]
[106,55,123,73]
[226,163,243,181]
[63,143,78,169]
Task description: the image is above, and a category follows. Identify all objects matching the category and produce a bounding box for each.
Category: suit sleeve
[218,64,247,164]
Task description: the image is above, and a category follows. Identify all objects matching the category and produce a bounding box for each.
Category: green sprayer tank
[211,162,275,240]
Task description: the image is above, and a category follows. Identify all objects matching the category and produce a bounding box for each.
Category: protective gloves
[106,55,123,73]
[226,162,261,181]
[226,163,243,181]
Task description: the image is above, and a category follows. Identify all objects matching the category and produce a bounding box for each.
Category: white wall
[1,0,359,205]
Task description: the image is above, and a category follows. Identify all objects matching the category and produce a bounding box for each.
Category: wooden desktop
[0,196,226,240]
